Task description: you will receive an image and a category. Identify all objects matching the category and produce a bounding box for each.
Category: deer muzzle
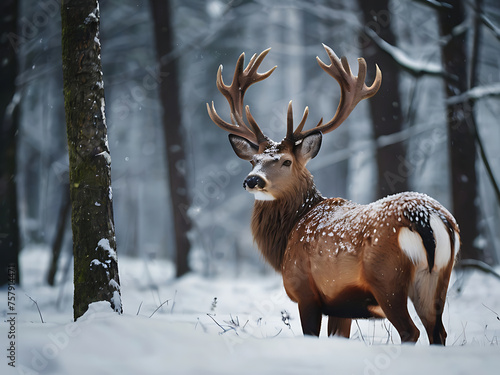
[243,175,266,190]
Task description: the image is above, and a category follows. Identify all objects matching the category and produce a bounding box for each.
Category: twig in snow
[136,301,143,316]
[211,297,218,312]
[26,294,44,323]
[196,317,207,333]
[355,319,366,345]
[382,320,394,344]
[482,303,500,321]
[149,299,170,318]
[227,314,240,327]
[266,328,283,338]
[281,310,292,330]
[452,322,468,346]
[206,313,234,334]
[170,290,177,314]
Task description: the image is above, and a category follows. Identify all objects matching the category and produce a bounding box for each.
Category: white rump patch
[430,214,451,269]
[454,230,460,257]
[398,227,426,266]
[252,191,275,201]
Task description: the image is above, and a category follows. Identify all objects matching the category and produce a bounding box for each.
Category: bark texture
[61,0,122,320]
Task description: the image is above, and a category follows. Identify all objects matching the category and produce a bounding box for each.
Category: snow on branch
[413,0,454,10]
[481,13,500,41]
[446,82,500,104]
[363,27,446,78]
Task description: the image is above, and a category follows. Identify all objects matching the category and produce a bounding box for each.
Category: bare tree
[61,0,122,320]
[0,0,20,286]
[357,0,407,198]
[437,0,484,262]
[149,0,192,277]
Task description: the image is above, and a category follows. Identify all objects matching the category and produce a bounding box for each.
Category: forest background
[1,0,500,286]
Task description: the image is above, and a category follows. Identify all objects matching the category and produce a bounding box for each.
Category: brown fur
[253,182,459,344]
[251,169,323,271]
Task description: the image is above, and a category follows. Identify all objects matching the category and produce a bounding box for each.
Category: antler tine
[294,44,382,140]
[206,101,259,144]
[286,101,310,142]
[294,106,310,137]
[245,106,267,144]
[207,49,277,145]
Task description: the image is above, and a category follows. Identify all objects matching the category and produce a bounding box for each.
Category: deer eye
[282,160,292,167]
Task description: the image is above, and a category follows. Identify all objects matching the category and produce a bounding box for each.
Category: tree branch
[446,82,500,104]
[363,27,449,78]
[412,0,454,10]
[480,11,500,41]
[458,259,500,280]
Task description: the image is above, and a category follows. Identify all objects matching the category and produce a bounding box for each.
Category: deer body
[207,45,460,344]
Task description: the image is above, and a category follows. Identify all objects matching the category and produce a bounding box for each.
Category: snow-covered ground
[1,247,499,375]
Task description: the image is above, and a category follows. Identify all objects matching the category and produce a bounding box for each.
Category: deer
[206,44,460,345]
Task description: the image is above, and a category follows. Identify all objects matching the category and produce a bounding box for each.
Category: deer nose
[244,175,266,190]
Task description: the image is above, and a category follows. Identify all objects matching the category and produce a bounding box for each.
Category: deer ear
[228,134,259,161]
[295,132,322,164]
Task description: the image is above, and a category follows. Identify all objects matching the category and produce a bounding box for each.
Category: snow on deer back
[288,192,458,268]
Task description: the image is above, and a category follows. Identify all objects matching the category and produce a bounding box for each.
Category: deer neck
[250,174,324,272]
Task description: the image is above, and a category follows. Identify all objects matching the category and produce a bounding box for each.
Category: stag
[206,45,460,344]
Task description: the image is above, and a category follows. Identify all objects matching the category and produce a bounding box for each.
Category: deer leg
[327,317,351,338]
[298,301,322,336]
[411,294,447,345]
[429,271,451,345]
[410,270,450,345]
[371,287,420,343]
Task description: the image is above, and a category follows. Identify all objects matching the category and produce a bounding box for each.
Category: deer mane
[251,171,323,271]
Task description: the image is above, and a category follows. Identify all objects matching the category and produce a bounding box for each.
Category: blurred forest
[1,0,500,283]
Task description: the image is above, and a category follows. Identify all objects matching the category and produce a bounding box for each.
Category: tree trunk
[149,0,192,277]
[61,0,122,320]
[437,0,483,262]
[47,182,71,286]
[357,0,407,198]
[0,0,21,286]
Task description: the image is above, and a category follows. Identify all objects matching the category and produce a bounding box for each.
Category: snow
[84,8,98,25]
[96,150,111,165]
[100,97,107,129]
[1,247,499,375]
[446,82,500,105]
[363,27,443,76]
[97,238,117,262]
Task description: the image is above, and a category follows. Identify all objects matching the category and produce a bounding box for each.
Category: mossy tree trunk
[0,0,20,286]
[61,0,122,320]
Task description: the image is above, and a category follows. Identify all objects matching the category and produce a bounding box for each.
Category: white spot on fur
[430,213,451,270]
[454,231,460,257]
[252,191,275,201]
[398,227,426,266]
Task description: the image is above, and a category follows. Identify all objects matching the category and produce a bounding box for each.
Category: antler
[207,48,277,145]
[292,44,382,141]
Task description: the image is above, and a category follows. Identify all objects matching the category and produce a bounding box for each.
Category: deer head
[207,44,382,201]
